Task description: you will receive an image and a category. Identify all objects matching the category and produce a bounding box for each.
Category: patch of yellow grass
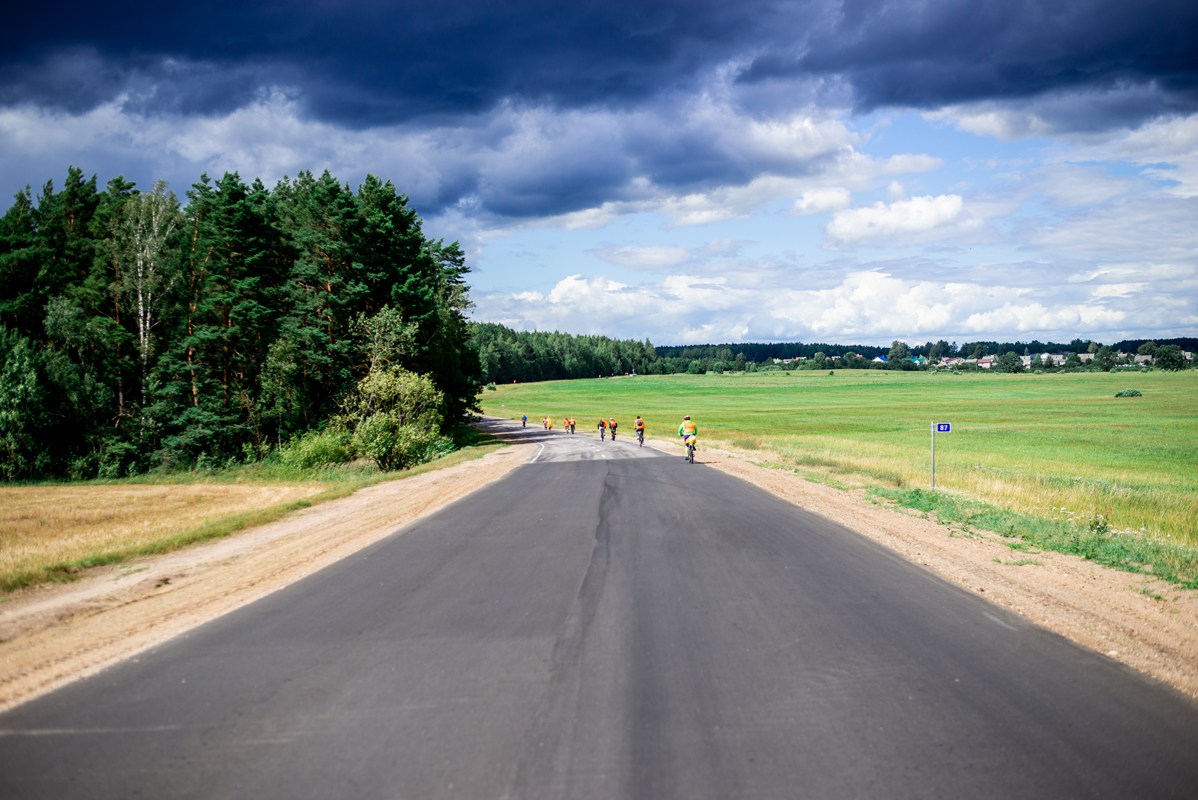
[0,434,509,593]
[0,484,324,587]
[761,437,1196,544]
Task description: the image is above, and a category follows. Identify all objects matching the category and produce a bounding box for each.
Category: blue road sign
[937,423,951,432]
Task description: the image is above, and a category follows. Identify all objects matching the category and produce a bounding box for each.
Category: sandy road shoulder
[651,437,1198,700]
[0,443,530,713]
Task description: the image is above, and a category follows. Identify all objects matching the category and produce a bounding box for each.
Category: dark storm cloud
[740,0,1198,119]
[3,1,1195,223]
[5,1,1193,127]
[0,1,764,124]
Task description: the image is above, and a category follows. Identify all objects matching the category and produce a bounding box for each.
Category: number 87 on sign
[936,423,951,432]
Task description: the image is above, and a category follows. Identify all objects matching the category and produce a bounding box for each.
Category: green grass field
[480,370,1198,548]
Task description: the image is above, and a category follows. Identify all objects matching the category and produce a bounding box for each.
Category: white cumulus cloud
[789,187,852,215]
[826,195,967,243]
[472,265,1188,346]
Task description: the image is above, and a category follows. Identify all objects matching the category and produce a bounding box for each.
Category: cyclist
[546,416,553,430]
[608,417,618,440]
[521,415,527,428]
[598,417,607,440]
[569,417,576,434]
[678,415,698,460]
[634,415,645,446]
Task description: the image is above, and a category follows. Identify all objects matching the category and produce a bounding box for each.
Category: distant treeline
[474,329,1195,386]
[658,337,1198,363]
[1111,337,1198,353]
[656,338,1089,362]
[654,342,888,361]
[0,167,480,479]
[471,323,657,383]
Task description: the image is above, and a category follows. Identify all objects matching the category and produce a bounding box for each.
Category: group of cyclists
[595,416,643,444]
[520,412,699,460]
[546,416,576,433]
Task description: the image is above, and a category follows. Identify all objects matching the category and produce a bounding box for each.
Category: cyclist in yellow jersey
[635,416,646,446]
[678,415,698,459]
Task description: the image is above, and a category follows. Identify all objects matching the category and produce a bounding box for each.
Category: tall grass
[870,486,1198,589]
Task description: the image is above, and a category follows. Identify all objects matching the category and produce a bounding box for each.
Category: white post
[931,421,936,489]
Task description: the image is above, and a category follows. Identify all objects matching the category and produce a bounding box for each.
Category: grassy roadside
[0,426,506,594]
[869,486,1198,590]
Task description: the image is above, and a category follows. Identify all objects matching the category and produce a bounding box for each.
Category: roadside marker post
[931,422,951,488]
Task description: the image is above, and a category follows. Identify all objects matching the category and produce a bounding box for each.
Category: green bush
[333,366,457,471]
[281,429,353,469]
[1114,388,1142,397]
[352,417,452,471]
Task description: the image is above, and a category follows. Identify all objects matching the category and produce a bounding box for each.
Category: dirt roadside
[652,437,1198,700]
[3,429,1195,716]
[0,444,528,714]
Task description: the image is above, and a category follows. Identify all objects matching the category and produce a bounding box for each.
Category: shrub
[281,429,353,469]
[352,417,452,471]
[334,366,454,471]
[1114,388,1142,397]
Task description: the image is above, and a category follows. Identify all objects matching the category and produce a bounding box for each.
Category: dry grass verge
[0,439,506,594]
[0,440,524,713]
[0,484,326,592]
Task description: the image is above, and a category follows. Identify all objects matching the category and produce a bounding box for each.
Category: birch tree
[116,179,180,387]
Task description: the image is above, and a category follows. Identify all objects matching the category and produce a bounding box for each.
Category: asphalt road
[2,418,1197,798]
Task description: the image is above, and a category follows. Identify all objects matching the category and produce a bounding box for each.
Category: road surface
[2,418,1197,798]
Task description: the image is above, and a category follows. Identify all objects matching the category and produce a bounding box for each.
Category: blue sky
[2,0,1195,345]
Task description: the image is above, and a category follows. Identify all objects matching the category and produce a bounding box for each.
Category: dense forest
[0,167,480,480]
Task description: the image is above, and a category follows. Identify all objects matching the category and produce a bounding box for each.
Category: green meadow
[480,370,1198,549]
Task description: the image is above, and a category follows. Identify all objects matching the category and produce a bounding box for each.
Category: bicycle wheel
[686,443,693,463]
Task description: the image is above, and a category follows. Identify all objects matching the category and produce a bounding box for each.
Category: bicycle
[684,434,697,464]
[636,429,644,447]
